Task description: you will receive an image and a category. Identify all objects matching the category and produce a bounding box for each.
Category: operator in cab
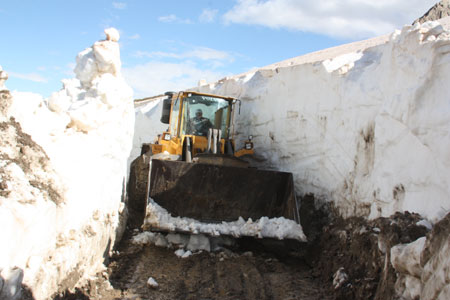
[188,108,213,136]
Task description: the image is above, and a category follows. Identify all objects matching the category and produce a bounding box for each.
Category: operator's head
[195,109,203,117]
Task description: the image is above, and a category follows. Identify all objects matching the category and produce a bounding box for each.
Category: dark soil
[0,90,63,205]
[55,230,331,300]
[301,195,429,300]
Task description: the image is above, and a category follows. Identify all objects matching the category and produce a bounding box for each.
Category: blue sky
[0,0,437,98]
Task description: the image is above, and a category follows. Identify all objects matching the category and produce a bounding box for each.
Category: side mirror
[160,98,172,124]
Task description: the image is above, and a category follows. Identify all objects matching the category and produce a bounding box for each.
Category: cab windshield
[181,94,231,139]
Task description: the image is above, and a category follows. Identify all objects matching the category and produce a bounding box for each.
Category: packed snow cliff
[0,28,134,300]
[189,19,450,224]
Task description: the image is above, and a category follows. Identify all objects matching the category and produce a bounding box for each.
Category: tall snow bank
[193,19,450,223]
[128,97,167,168]
[0,28,134,299]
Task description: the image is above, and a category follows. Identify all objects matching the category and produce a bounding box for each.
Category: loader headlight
[245,142,253,150]
[248,135,253,141]
[164,133,171,141]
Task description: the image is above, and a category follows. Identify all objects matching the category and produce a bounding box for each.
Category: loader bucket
[149,159,299,223]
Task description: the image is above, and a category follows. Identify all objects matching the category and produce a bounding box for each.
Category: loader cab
[180,93,232,139]
[156,92,236,157]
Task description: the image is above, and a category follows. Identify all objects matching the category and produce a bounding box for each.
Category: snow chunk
[391,237,426,278]
[333,267,348,289]
[322,52,363,74]
[105,27,120,42]
[154,234,169,247]
[131,231,157,245]
[395,275,422,300]
[73,29,122,89]
[416,219,432,230]
[151,151,180,161]
[146,277,158,288]
[174,249,192,258]
[187,234,210,252]
[166,233,189,247]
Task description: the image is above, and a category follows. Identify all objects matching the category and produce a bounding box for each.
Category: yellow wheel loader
[128,91,299,231]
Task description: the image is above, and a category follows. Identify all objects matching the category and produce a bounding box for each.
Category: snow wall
[0,29,134,299]
[128,97,167,168]
[184,19,450,224]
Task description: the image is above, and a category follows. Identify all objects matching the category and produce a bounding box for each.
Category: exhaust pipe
[212,129,222,154]
[217,129,222,153]
[212,129,218,154]
[207,128,212,153]
[185,137,192,162]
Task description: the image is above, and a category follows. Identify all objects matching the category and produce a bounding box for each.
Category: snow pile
[193,19,450,223]
[391,212,450,300]
[143,199,307,241]
[0,28,134,299]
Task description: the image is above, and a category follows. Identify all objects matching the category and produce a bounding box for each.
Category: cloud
[199,8,219,23]
[128,33,140,40]
[112,2,127,10]
[8,71,48,83]
[127,44,236,97]
[186,47,233,61]
[134,51,180,59]
[223,0,437,39]
[158,14,193,24]
[134,47,234,63]
[122,61,227,98]
[158,14,177,23]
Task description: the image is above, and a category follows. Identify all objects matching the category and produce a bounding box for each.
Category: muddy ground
[55,230,331,300]
[54,195,429,300]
